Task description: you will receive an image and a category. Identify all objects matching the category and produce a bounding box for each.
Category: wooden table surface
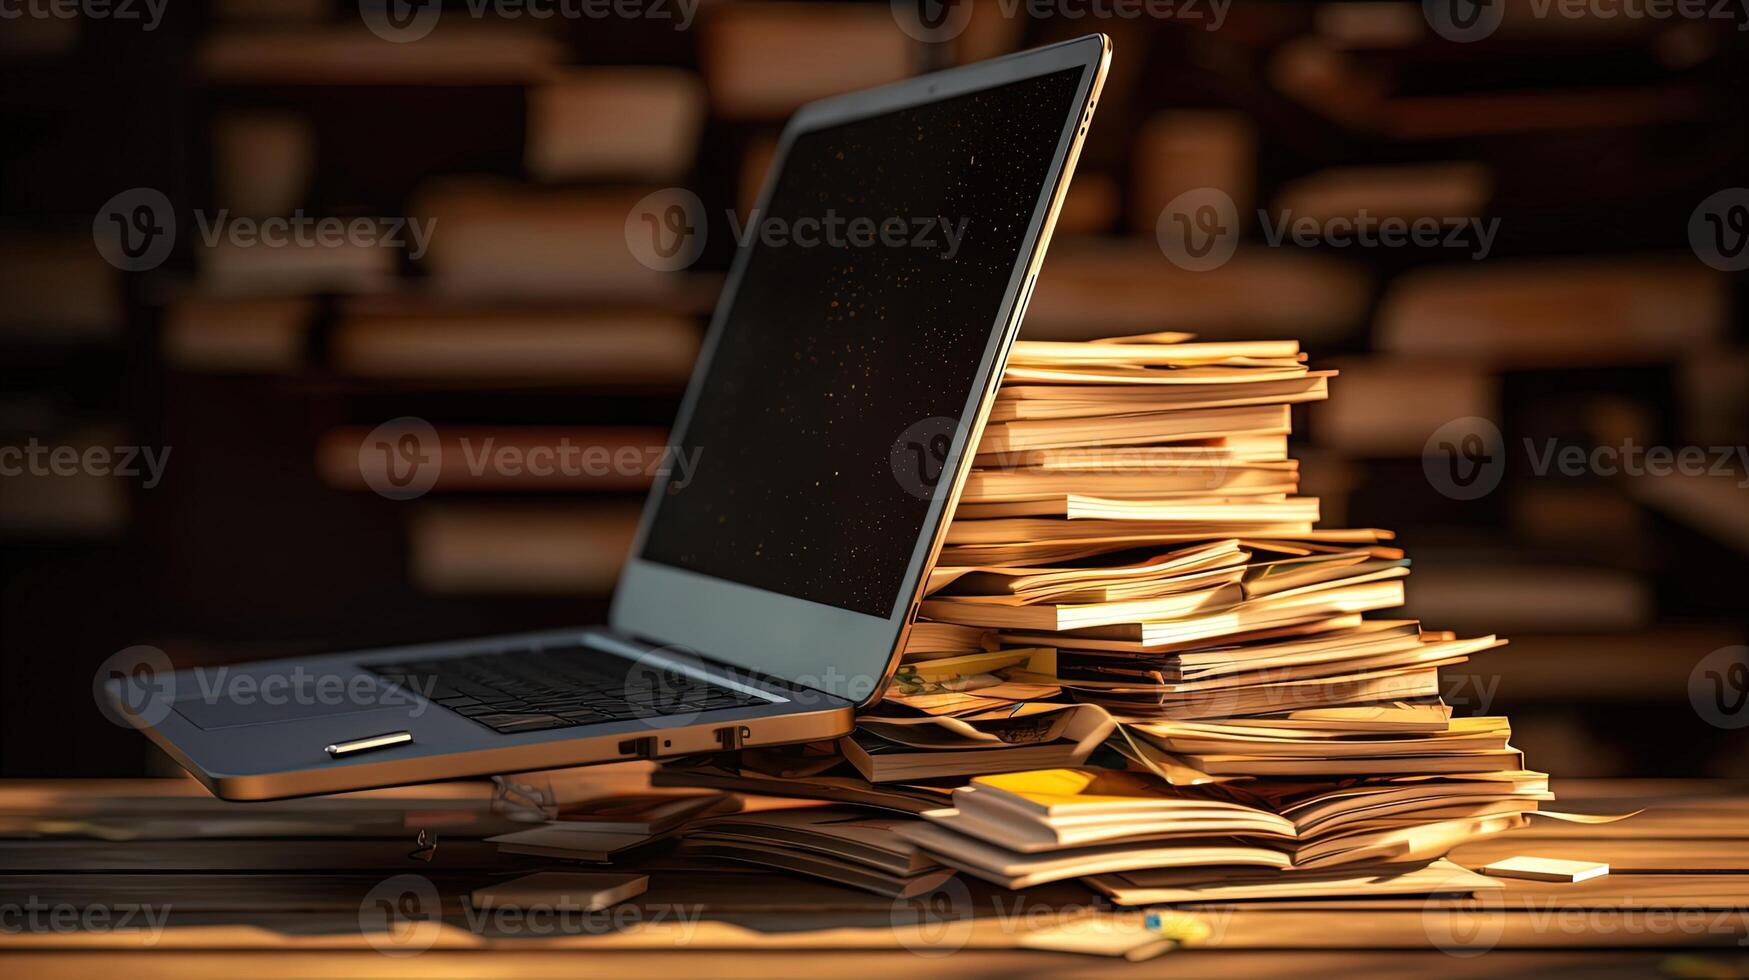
[1,775,1746,977]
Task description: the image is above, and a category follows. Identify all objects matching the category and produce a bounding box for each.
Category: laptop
[107,35,1111,800]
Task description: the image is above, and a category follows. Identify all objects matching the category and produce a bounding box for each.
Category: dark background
[2,0,1746,779]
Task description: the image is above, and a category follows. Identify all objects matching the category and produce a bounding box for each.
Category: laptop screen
[640,67,1083,617]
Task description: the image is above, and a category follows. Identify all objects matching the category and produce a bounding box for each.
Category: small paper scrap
[1481,856,1609,883]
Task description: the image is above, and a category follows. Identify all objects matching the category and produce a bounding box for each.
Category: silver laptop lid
[611,35,1109,707]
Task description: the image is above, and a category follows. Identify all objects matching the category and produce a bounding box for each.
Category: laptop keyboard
[366,643,768,734]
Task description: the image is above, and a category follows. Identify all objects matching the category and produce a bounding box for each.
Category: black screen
[641,67,1083,616]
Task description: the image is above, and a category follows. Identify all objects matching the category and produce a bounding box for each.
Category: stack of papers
[897,767,1552,891]
[656,333,1550,905]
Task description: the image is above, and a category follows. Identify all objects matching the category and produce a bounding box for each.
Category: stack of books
[659,333,1547,904]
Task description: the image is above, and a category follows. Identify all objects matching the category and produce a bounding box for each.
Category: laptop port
[617,736,657,758]
[714,725,751,750]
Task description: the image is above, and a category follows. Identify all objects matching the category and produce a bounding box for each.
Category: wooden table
[2,774,1746,977]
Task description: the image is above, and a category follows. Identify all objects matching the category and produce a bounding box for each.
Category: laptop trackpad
[174,692,391,730]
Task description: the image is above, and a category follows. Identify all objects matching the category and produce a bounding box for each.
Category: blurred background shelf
[2,0,1745,779]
